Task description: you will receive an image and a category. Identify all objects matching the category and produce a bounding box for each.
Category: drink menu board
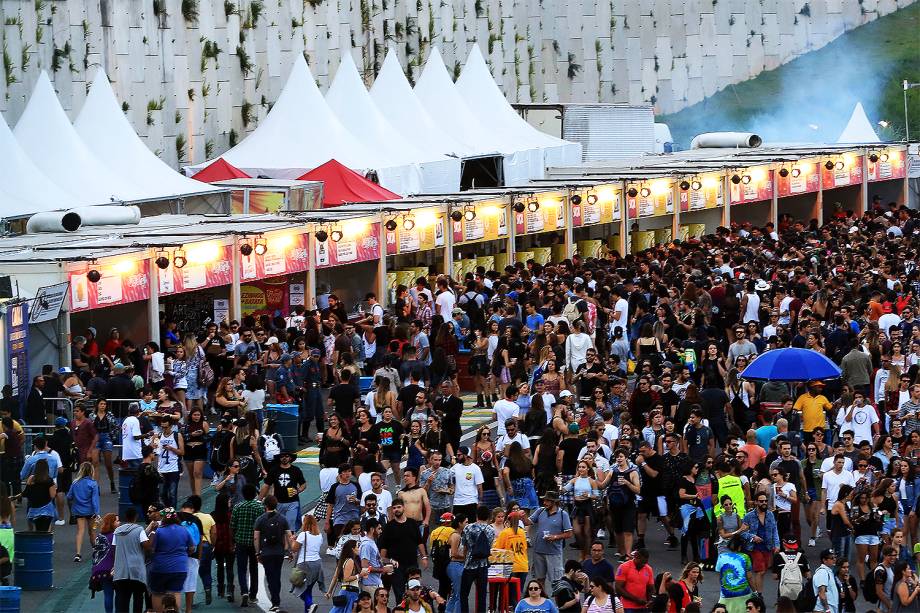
[70,261,151,312]
[451,203,509,245]
[776,162,820,197]
[159,245,234,296]
[627,188,674,219]
[680,176,724,212]
[514,200,566,235]
[821,157,863,189]
[868,149,907,182]
[729,170,774,205]
[385,213,446,255]
[572,191,621,227]
[239,233,310,281]
[315,222,381,268]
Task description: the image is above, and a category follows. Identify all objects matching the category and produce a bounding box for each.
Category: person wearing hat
[427,512,455,605]
[300,348,325,443]
[259,450,305,531]
[812,548,839,613]
[795,381,833,444]
[271,353,296,403]
[519,490,573,591]
[771,535,810,603]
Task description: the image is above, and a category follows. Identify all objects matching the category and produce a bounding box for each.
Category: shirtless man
[398,467,431,533]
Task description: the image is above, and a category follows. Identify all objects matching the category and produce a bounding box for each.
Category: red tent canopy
[298,159,401,207]
[191,158,250,182]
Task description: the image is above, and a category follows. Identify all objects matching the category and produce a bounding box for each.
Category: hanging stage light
[741,174,752,184]
[869,152,880,163]
[679,180,691,191]
[403,215,416,231]
[626,187,638,198]
[330,229,344,242]
[450,209,464,222]
[778,167,789,178]
[586,193,598,205]
[824,160,835,170]
[86,268,101,283]
[527,199,540,212]
[690,179,702,191]
[155,250,171,269]
[731,174,742,184]
[254,237,267,255]
[385,218,398,232]
[791,168,802,178]
[880,153,889,162]
[639,187,651,198]
[315,229,329,243]
[835,160,845,171]
[570,194,582,205]
[512,200,526,213]
[173,249,188,269]
[239,241,253,257]
[463,207,476,221]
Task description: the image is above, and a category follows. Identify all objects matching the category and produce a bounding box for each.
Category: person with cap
[300,348,325,443]
[259,450,305,530]
[812,548,839,613]
[394,578,432,613]
[520,490,572,591]
[771,535,810,604]
[271,353,296,403]
[795,381,833,444]
[449,446,483,523]
[426,512,456,609]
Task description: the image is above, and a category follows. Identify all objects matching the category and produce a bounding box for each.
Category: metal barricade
[20,426,55,455]
[39,397,74,423]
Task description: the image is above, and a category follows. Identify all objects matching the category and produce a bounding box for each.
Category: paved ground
[19,398,797,612]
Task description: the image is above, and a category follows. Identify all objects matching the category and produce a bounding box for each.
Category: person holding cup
[520,490,573,591]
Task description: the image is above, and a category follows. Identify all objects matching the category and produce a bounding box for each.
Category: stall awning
[299,159,400,207]
[192,159,251,182]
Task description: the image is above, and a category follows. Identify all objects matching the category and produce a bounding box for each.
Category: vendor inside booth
[867,146,910,208]
[818,152,865,223]
[311,213,382,315]
[381,206,448,308]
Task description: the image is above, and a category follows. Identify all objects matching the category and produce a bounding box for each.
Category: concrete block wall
[0,0,914,170]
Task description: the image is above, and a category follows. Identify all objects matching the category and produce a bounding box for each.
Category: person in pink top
[740,430,767,470]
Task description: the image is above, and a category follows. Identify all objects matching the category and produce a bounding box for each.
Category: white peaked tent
[837,102,881,144]
[14,72,148,204]
[189,55,420,195]
[0,111,86,217]
[370,48,473,160]
[414,47,542,186]
[75,69,220,199]
[326,54,460,193]
[456,45,582,167]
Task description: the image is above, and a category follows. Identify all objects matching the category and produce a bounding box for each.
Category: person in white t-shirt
[611,287,630,340]
[360,472,393,515]
[821,455,856,511]
[495,420,531,457]
[121,403,145,467]
[835,391,879,446]
[434,279,456,319]
[450,447,483,518]
[820,443,854,473]
[493,387,520,437]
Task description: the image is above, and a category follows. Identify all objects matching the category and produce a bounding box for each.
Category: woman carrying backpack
[603,448,640,562]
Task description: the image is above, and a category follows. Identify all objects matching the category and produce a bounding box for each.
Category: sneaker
[666,535,679,548]
[815,527,823,538]
[240,595,249,608]
[54,519,65,526]
[73,554,82,563]
[308,605,317,613]
[269,607,280,612]
[808,538,816,547]
[326,546,336,556]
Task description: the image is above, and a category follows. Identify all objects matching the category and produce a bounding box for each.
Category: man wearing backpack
[459,506,494,613]
[772,536,810,603]
[253,495,292,612]
[522,491,573,591]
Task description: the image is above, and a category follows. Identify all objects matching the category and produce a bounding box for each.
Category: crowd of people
[2,198,920,613]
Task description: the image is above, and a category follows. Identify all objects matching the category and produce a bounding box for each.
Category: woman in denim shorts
[93,399,118,494]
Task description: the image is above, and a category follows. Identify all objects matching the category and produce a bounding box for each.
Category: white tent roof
[837,102,881,144]
[14,72,148,204]
[327,54,461,193]
[413,47,506,156]
[455,45,582,165]
[75,69,220,199]
[370,48,473,159]
[0,111,86,217]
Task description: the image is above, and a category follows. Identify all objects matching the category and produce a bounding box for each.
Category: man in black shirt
[259,451,306,531]
[327,370,359,429]
[433,381,463,452]
[657,374,681,420]
[397,370,425,418]
[378,498,427,603]
[574,349,607,398]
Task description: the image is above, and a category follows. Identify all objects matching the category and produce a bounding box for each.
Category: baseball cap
[407,579,422,589]
[820,548,837,560]
[782,536,798,550]
[439,512,454,523]
[559,390,573,398]
[267,336,279,345]
[54,416,68,427]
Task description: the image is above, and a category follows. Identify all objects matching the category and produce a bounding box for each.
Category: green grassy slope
[658,2,920,148]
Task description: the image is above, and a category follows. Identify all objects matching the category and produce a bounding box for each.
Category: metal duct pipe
[26,211,83,233]
[690,132,763,149]
[26,205,141,233]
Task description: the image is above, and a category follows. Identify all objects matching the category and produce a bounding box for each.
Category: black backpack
[260,513,284,546]
[795,574,817,612]
[469,527,491,560]
[128,463,161,505]
[863,565,881,604]
[430,534,451,581]
[209,431,232,472]
[458,292,485,328]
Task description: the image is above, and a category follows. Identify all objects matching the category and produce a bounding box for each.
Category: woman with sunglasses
[214,459,246,507]
[581,577,623,613]
[372,587,391,613]
[563,460,601,560]
[769,468,797,539]
[801,443,824,546]
[513,580,558,613]
[472,426,496,468]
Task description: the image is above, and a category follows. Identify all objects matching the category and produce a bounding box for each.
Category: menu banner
[730,170,774,206]
[240,233,310,281]
[385,213,447,255]
[315,222,381,268]
[6,302,29,412]
[572,192,620,227]
[777,162,820,197]
[451,205,509,245]
[159,245,234,296]
[627,189,674,219]
[868,149,907,182]
[70,261,151,312]
[681,177,724,212]
[514,203,565,235]
[241,279,289,316]
[821,157,863,189]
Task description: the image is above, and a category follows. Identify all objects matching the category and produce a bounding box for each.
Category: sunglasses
[528,586,541,591]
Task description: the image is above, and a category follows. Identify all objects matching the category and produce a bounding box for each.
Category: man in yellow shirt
[493,510,529,600]
[794,381,833,443]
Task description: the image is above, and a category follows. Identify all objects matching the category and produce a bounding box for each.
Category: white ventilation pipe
[690,132,763,149]
[26,205,141,233]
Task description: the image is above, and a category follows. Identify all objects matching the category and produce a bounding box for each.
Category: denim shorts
[855,534,881,545]
[97,433,114,453]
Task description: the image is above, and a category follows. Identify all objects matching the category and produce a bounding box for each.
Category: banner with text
[159,245,234,296]
[514,201,566,235]
[572,190,621,228]
[729,170,774,206]
[385,213,447,255]
[868,149,907,182]
[821,157,864,189]
[6,302,29,410]
[777,162,821,197]
[681,177,724,212]
[627,188,674,219]
[240,233,310,281]
[452,205,509,245]
[315,222,381,268]
[241,278,290,317]
[70,261,151,312]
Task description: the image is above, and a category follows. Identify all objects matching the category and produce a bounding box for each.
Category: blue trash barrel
[117,468,144,521]
[13,532,52,590]
[0,586,20,612]
[265,404,299,452]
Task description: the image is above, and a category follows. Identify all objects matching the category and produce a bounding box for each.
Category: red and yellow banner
[821,156,863,189]
[241,278,289,316]
[452,202,509,245]
[315,221,381,268]
[627,181,674,218]
[868,149,907,182]
[385,211,446,255]
[159,243,234,296]
[776,162,820,197]
[680,175,723,212]
[240,233,310,282]
[69,260,150,312]
[572,187,621,227]
[729,169,773,206]
[514,197,566,235]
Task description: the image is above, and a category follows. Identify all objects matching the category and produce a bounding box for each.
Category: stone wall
[0,0,914,169]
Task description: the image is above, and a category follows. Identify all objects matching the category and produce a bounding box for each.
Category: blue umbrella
[739,348,842,382]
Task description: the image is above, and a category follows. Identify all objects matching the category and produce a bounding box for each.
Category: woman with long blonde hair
[291,514,326,611]
[66,462,99,562]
